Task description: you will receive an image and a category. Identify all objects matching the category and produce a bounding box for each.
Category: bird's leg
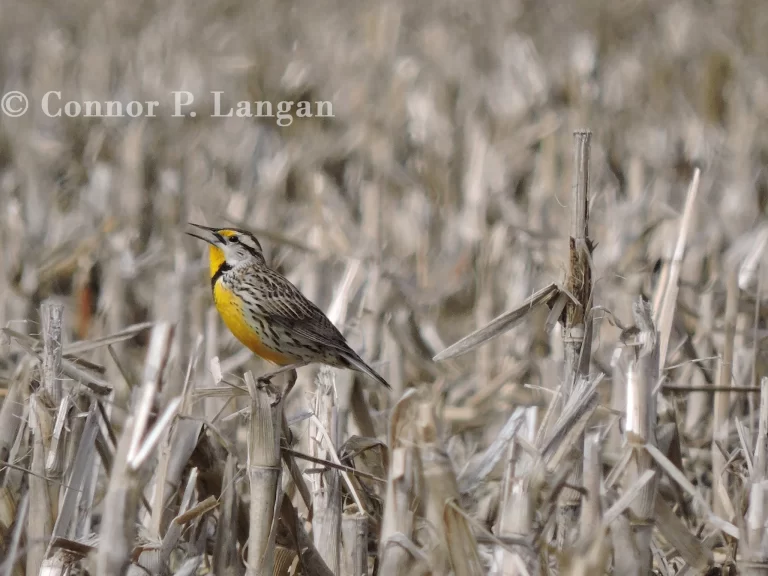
[257,361,309,403]
[278,369,299,406]
[257,361,308,383]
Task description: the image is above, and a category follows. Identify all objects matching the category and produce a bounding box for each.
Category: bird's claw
[256,374,281,398]
[255,364,302,406]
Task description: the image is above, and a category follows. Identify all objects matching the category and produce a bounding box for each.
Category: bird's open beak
[186,223,222,246]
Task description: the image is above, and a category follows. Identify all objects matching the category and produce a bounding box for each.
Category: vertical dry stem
[493,406,538,575]
[341,513,368,576]
[311,368,342,574]
[580,432,602,536]
[213,454,240,574]
[379,391,420,574]
[742,378,768,574]
[493,444,535,576]
[41,301,64,404]
[742,481,768,575]
[624,322,660,573]
[245,371,283,576]
[713,269,738,517]
[756,377,768,481]
[563,129,593,392]
[96,417,138,575]
[361,179,384,370]
[418,402,482,576]
[684,285,715,437]
[26,394,55,576]
[558,129,593,547]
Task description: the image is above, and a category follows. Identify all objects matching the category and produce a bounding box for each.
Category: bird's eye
[229,235,239,243]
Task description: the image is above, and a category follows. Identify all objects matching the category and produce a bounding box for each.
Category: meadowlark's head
[187,223,266,278]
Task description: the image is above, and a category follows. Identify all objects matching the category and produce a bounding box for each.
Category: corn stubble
[3,1,768,574]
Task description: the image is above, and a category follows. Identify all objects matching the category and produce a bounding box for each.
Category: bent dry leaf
[433,283,560,361]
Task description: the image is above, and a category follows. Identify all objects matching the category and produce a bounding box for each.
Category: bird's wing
[272,312,352,352]
[244,268,353,352]
[240,267,391,389]
[267,308,392,388]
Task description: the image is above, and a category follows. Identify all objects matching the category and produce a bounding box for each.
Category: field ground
[1,0,768,574]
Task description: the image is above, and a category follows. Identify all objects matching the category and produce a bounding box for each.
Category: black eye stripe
[217,228,263,254]
[240,244,259,257]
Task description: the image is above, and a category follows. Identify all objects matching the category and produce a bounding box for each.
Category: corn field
[2,0,768,574]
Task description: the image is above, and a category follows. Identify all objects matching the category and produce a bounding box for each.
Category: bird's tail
[342,352,391,390]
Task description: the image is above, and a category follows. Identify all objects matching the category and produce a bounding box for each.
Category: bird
[187,223,390,389]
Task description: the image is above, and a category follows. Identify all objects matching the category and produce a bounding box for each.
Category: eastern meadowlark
[187,223,390,389]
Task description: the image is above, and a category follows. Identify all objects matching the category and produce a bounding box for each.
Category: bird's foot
[255,377,281,399]
[256,362,308,405]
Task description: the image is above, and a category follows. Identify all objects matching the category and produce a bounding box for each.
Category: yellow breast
[212,281,293,366]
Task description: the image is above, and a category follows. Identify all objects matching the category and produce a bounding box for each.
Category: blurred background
[2,0,768,572]
[1,0,766,417]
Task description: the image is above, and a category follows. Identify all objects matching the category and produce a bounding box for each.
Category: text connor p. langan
[39,91,334,127]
